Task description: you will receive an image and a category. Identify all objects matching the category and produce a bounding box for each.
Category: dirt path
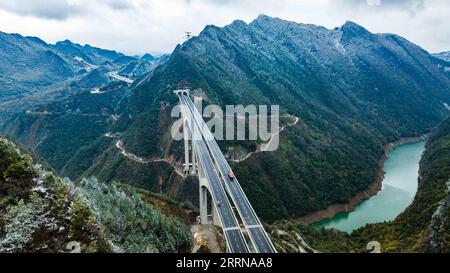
[106,133,185,177]
[231,116,299,163]
[109,115,299,175]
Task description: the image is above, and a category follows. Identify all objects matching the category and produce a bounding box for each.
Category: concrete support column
[198,154,208,224]
[183,119,190,174]
[191,120,197,175]
[212,202,220,226]
[199,185,208,224]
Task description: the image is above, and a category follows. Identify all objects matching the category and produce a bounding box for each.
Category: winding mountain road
[231,116,299,163]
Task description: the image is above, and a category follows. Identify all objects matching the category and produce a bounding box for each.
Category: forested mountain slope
[0,32,166,179]
[0,32,74,102]
[351,117,450,252]
[0,137,192,253]
[0,32,129,102]
[270,118,450,253]
[103,15,450,221]
[0,137,109,252]
[1,16,449,223]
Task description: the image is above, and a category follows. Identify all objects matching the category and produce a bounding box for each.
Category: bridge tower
[177,89,195,175]
[175,89,219,226]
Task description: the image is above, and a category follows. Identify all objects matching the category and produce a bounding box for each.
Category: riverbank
[298,136,427,225]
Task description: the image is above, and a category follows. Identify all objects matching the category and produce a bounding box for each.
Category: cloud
[0,0,84,20]
[0,0,134,20]
[334,0,426,14]
[101,0,134,10]
[0,0,448,55]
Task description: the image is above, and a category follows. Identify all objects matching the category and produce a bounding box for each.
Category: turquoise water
[312,141,426,233]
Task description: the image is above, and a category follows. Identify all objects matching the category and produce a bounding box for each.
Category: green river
[312,141,426,233]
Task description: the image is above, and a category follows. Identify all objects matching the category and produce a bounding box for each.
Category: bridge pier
[197,150,208,225]
[191,140,197,175]
[183,120,190,175]
[190,114,198,175]
[182,102,198,175]
[199,184,209,225]
[212,202,220,226]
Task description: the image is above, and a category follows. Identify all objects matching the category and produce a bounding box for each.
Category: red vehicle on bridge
[228,171,235,180]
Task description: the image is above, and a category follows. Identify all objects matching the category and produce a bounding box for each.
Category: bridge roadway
[107,71,134,84]
[179,95,249,253]
[179,93,276,253]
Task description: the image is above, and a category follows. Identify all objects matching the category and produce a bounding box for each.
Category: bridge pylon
[176,89,212,225]
[176,89,198,175]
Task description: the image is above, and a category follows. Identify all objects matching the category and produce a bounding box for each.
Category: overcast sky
[0,0,448,56]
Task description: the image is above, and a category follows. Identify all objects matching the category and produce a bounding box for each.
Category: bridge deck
[179,95,249,253]
[179,93,276,253]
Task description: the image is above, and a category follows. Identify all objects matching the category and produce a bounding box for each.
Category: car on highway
[228,171,235,180]
[217,201,221,207]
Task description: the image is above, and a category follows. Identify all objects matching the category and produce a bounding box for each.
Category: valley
[271,118,450,253]
[298,136,427,225]
[313,140,425,233]
[18,15,448,224]
[0,14,449,253]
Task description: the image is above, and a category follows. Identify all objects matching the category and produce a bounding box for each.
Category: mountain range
[0,15,449,224]
[0,32,124,102]
[434,51,450,62]
[0,31,161,108]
